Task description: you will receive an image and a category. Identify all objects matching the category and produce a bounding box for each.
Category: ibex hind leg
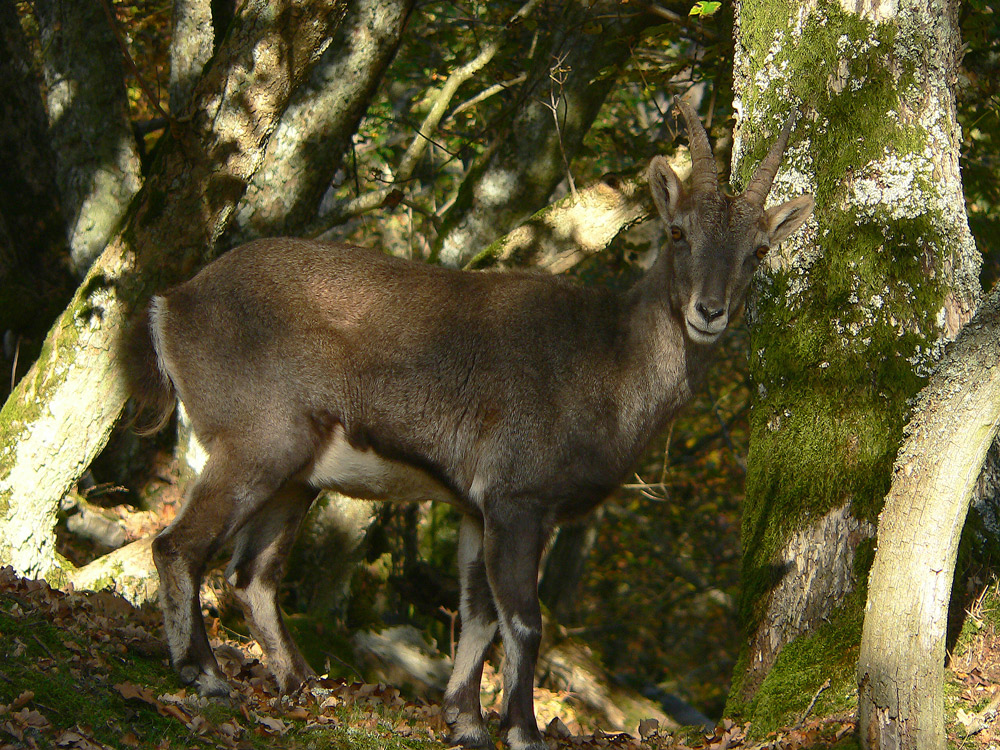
[227,480,318,694]
[152,443,307,697]
[483,506,548,750]
[444,515,498,750]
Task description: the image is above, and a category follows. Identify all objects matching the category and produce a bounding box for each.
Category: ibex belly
[303,425,458,505]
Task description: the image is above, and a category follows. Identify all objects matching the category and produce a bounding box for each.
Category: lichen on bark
[728,0,980,730]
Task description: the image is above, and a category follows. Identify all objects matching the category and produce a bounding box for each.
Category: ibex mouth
[685,319,724,345]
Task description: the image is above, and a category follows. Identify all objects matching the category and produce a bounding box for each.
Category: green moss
[740,208,946,628]
[735,0,921,208]
[729,594,864,737]
[730,0,956,731]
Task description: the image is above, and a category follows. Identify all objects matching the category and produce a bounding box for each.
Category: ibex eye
[755,245,768,260]
[670,226,684,242]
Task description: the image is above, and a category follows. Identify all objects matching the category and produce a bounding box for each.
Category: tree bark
[433,1,654,267]
[0,0,348,580]
[35,0,143,276]
[170,0,215,113]
[226,0,413,245]
[728,0,980,730]
[857,285,1000,750]
[466,172,651,271]
[0,2,77,391]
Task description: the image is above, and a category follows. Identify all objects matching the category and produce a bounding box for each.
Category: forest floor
[1,565,997,750]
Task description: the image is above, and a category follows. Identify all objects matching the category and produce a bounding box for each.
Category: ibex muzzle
[125,97,813,750]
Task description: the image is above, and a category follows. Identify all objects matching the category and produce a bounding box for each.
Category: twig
[621,474,670,502]
[32,634,59,662]
[440,607,458,662]
[659,421,675,486]
[323,650,365,683]
[544,53,577,201]
[309,0,544,235]
[9,334,20,392]
[98,0,172,127]
[795,678,830,728]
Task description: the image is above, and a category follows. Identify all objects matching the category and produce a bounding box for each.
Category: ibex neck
[622,260,715,428]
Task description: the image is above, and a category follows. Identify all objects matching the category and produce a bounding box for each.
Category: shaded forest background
[1,0,999,728]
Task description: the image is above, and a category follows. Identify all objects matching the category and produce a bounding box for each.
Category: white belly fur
[302,425,458,505]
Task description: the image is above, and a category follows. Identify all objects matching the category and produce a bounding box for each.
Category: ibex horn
[742,108,798,208]
[673,96,718,195]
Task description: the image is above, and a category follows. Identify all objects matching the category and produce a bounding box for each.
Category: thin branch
[446,73,528,122]
[542,53,578,201]
[98,0,172,127]
[621,474,670,502]
[309,0,544,235]
[795,678,830,728]
[630,0,718,41]
[9,334,20,392]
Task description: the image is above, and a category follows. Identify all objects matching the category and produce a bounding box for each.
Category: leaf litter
[0,564,865,750]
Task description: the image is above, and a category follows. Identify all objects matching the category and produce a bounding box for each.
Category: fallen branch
[795,678,830,728]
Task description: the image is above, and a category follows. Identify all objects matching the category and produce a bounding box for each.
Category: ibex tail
[121,300,176,436]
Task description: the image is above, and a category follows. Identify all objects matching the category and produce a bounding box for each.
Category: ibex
[125,98,813,750]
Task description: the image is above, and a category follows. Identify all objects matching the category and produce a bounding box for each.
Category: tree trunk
[0,2,77,394]
[226,0,413,245]
[728,0,980,731]
[466,172,651,271]
[857,285,1000,750]
[35,0,143,276]
[0,0,348,580]
[170,0,216,113]
[433,1,654,268]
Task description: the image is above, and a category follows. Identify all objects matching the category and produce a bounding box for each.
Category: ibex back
[126,99,813,750]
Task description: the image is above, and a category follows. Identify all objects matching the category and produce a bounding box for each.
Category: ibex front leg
[484,505,548,750]
[444,515,498,749]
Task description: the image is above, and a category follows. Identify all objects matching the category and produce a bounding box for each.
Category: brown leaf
[156,703,192,724]
[7,691,33,712]
[254,714,289,735]
[12,708,51,731]
[638,718,660,739]
[546,717,572,738]
[114,682,158,707]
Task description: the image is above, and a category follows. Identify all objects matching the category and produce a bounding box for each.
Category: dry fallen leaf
[254,713,289,735]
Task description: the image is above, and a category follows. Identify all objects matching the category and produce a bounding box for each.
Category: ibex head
[648,97,814,345]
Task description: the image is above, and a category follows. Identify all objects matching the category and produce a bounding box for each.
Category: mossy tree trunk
[858,287,1000,750]
[0,0,348,580]
[728,0,980,731]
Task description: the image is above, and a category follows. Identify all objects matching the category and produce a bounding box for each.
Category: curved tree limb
[858,286,1000,750]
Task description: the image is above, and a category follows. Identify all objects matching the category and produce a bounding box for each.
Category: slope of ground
[0,566,867,750]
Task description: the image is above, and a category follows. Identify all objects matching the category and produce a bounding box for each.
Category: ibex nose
[695,302,725,324]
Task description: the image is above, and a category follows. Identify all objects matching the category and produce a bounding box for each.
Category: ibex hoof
[504,726,548,750]
[192,671,230,698]
[444,706,492,749]
[448,727,493,750]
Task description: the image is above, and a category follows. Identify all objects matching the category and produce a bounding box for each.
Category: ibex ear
[648,156,686,223]
[761,194,815,245]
